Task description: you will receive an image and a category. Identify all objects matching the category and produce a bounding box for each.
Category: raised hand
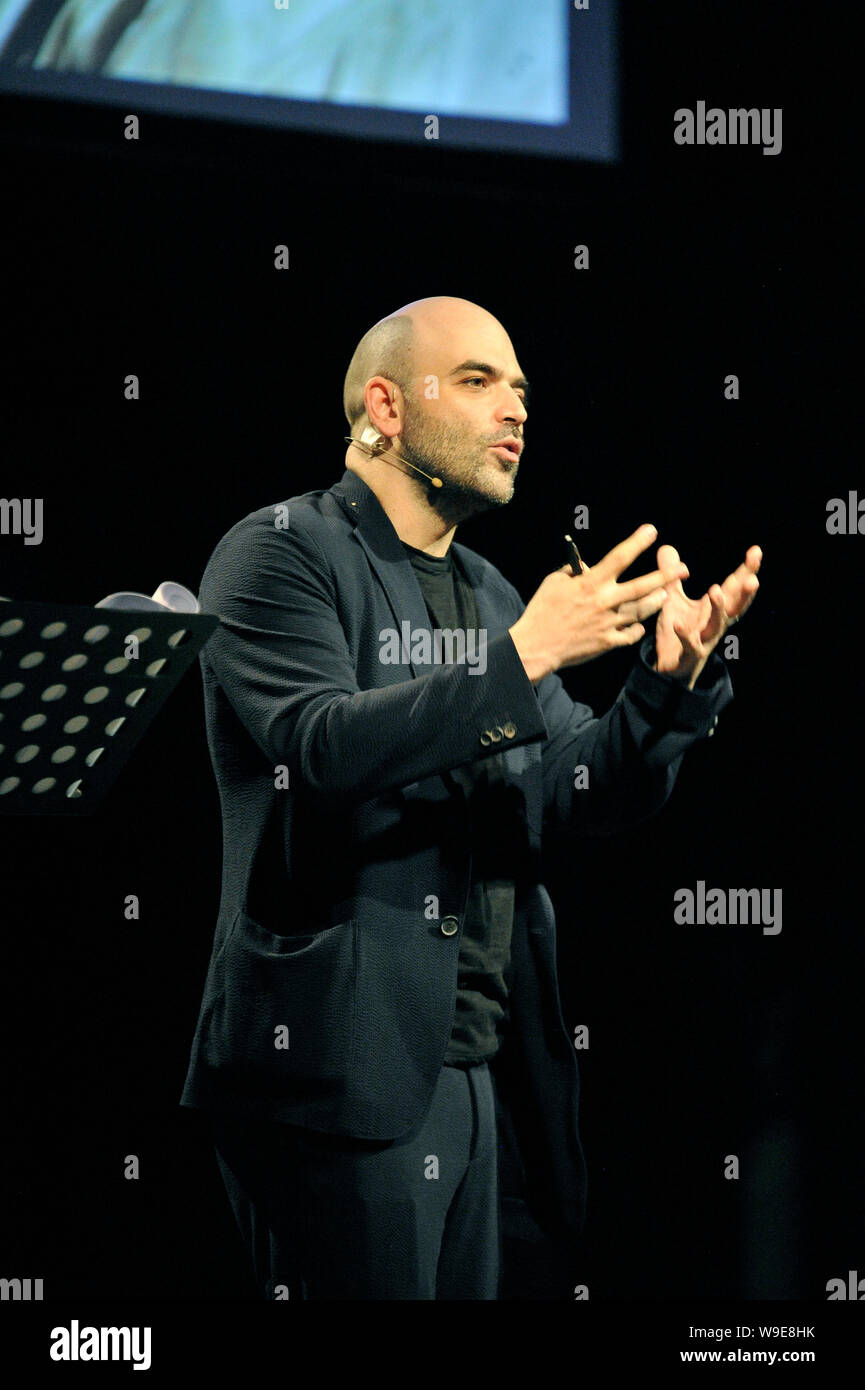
[654,544,762,688]
[509,524,689,685]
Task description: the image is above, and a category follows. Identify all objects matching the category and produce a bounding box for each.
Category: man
[179,296,761,1300]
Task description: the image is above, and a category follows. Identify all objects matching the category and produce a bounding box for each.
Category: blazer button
[490,725,503,742]
[440,916,459,936]
[479,731,492,746]
[503,721,516,738]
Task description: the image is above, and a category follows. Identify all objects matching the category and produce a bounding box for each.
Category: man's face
[397,316,529,520]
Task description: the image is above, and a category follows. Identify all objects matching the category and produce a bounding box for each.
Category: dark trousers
[212,1060,502,1300]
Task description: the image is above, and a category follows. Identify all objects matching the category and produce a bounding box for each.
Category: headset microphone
[345,427,444,488]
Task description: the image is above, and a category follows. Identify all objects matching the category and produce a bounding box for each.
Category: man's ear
[364,376,403,439]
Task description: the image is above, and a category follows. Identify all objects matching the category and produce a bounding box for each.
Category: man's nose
[499,390,527,425]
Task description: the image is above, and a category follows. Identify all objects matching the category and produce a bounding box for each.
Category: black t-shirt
[401,540,515,1065]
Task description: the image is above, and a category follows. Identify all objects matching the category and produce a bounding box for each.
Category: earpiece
[345,430,443,488]
[360,426,388,454]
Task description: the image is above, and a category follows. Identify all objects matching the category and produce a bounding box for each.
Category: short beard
[397,407,516,527]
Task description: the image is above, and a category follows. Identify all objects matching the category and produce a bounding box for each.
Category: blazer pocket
[209,910,357,1094]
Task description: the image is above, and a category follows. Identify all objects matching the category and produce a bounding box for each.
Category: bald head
[343,313,415,432]
[343,296,528,523]
[343,297,511,433]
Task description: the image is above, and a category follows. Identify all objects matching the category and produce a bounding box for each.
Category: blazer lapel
[329,468,533,791]
[330,468,447,680]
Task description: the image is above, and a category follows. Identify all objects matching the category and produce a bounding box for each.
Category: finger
[699,585,727,643]
[655,543,690,590]
[724,548,763,590]
[615,588,668,625]
[610,621,646,647]
[593,524,659,582]
[736,547,763,576]
[673,619,702,657]
[723,565,750,593]
[727,575,760,620]
[745,545,763,572]
[656,543,682,574]
[644,587,671,617]
[740,574,760,608]
[615,564,688,605]
[723,572,760,616]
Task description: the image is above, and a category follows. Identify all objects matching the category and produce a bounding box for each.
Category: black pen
[564,533,589,575]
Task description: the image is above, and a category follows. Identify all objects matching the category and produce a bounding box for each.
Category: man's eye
[464,377,487,386]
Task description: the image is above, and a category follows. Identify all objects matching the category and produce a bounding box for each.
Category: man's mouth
[489,440,521,464]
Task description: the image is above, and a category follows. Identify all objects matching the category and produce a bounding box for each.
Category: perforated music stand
[0,600,219,815]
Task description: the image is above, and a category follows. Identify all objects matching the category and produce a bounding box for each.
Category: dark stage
[0,0,860,1363]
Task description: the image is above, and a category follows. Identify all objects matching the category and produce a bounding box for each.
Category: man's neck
[345,454,457,556]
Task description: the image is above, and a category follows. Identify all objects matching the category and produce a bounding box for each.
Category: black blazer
[180,466,734,1245]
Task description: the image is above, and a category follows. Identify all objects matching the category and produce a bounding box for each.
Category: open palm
[654,543,762,686]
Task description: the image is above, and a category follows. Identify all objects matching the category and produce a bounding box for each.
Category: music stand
[0,599,219,815]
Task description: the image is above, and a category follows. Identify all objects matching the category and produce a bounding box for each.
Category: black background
[0,0,860,1314]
